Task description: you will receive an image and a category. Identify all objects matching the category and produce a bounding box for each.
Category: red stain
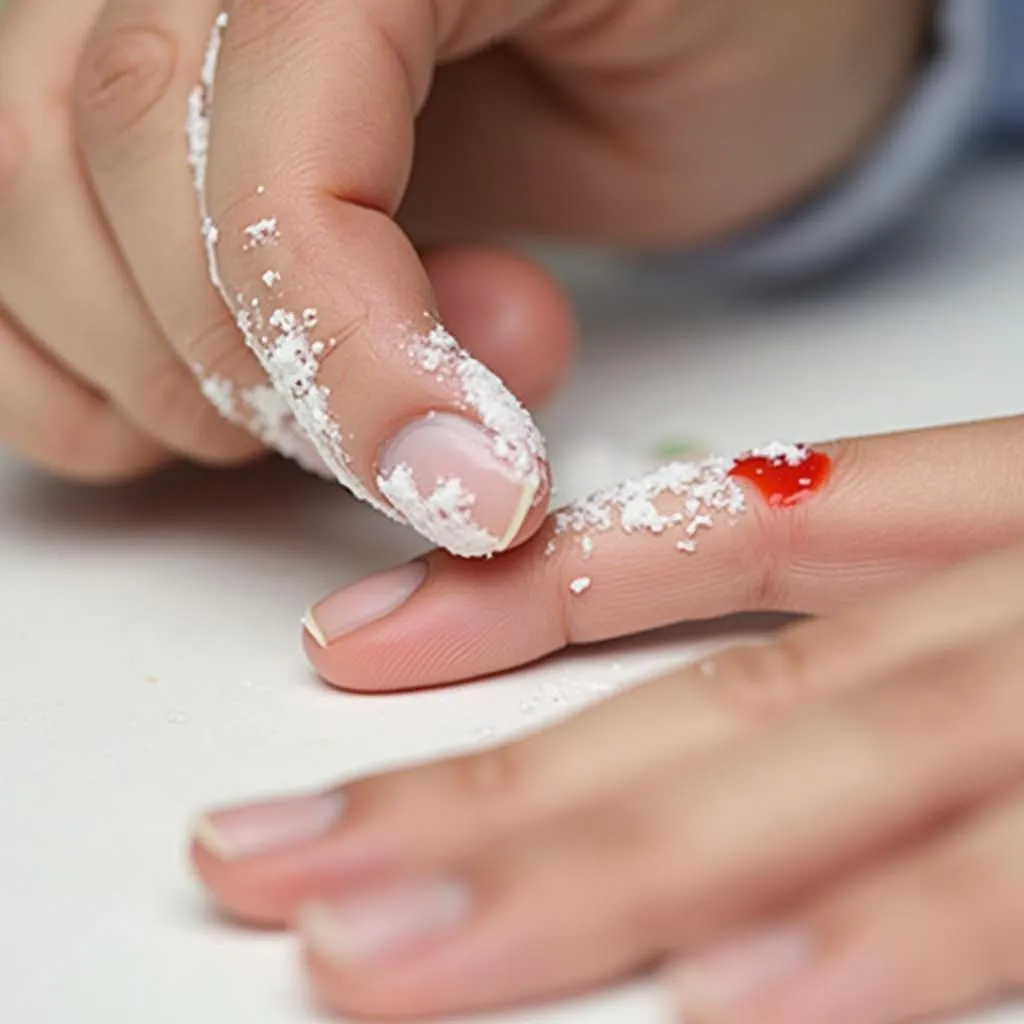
[729,446,831,507]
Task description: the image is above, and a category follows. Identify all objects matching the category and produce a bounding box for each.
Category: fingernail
[299,876,471,965]
[665,926,813,1020]
[193,791,344,859]
[377,413,538,558]
[303,561,427,647]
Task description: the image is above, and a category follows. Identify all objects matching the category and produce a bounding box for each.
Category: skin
[0,0,925,521]
[8,1,1020,1020]
[192,415,1024,1022]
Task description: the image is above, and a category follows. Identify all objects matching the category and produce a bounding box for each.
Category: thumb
[300,417,1024,689]
[196,1,567,556]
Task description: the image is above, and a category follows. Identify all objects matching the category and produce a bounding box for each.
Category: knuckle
[740,492,792,610]
[74,25,177,156]
[446,746,530,816]
[710,635,821,726]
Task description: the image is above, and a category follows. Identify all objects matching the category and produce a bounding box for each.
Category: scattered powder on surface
[551,455,746,559]
[569,576,592,595]
[699,660,717,677]
[377,465,498,558]
[262,270,280,288]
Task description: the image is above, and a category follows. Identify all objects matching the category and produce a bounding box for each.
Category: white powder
[676,539,697,553]
[580,535,594,559]
[551,455,745,558]
[745,442,809,466]
[186,16,548,557]
[699,660,717,677]
[377,465,498,558]
[686,513,714,536]
[406,322,545,491]
[243,217,278,247]
[569,576,592,595]
[185,13,399,519]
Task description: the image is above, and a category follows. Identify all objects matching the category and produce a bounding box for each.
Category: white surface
[2,152,1024,1023]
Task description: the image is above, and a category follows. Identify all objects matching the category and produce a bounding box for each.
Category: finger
[193,543,1024,924]
[0,0,253,464]
[664,786,1024,1024]
[297,620,1024,1018]
[303,418,1024,689]
[186,2,570,556]
[421,245,575,408]
[0,313,166,481]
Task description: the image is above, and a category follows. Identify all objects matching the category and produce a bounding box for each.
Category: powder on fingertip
[406,321,546,491]
[377,465,499,558]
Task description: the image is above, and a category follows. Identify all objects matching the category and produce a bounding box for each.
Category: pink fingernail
[377,413,538,558]
[194,791,344,859]
[664,926,813,1020]
[299,876,470,965]
[303,561,427,646]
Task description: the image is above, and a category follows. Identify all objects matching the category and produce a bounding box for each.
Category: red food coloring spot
[729,445,831,507]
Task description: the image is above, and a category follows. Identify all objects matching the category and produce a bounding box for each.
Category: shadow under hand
[0,456,425,584]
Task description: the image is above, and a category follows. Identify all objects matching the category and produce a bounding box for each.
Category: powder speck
[699,660,717,677]
[569,576,592,595]
[262,270,280,288]
[243,217,278,247]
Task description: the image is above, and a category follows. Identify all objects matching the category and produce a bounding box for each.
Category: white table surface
[3,151,1024,1024]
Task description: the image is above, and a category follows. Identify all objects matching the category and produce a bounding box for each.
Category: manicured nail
[194,791,344,859]
[303,560,427,647]
[377,412,538,558]
[664,926,813,1021]
[299,877,471,965]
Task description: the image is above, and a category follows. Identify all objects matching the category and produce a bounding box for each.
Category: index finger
[302,417,1024,689]
[200,4,548,556]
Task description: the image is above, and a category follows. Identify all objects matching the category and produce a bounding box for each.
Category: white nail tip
[302,607,328,647]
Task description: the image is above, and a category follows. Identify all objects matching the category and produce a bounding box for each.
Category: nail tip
[495,477,539,552]
[191,813,236,860]
[302,608,328,647]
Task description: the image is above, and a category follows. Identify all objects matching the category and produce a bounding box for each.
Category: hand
[189,416,1024,1020]
[0,0,929,555]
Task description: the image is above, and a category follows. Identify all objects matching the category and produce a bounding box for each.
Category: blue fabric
[688,0,1022,284]
[985,0,1024,131]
